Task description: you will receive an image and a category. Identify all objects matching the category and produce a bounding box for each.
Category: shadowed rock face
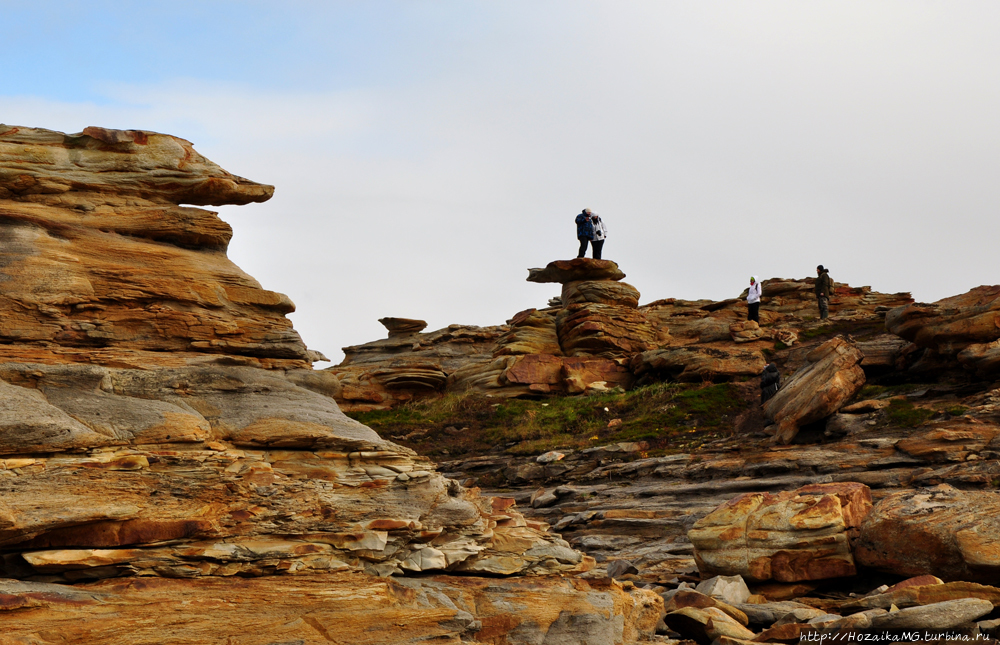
[0,126,666,643]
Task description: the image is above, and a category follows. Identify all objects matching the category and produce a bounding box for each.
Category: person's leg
[748,302,759,323]
[818,296,829,319]
[577,237,589,258]
[592,240,604,259]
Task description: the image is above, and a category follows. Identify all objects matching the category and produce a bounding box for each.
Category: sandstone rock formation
[854,484,1000,583]
[689,483,872,583]
[763,337,866,444]
[0,125,659,643]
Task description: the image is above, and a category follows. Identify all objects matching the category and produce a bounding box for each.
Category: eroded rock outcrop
[0,126,660,643]
[886,285,1000,374]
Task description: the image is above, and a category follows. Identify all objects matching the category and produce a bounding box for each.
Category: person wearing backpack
[815,265,833,320]
[747,276,761,323]
[590,213,608,259]
[575,209,595,258]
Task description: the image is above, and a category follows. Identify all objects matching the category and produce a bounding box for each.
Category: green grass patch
[349,382,750,458]
[886,399,934,428]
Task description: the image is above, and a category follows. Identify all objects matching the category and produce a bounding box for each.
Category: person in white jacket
[747,276,762,323]
[590,214,608,259]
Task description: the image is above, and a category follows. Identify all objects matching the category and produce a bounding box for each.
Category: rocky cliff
[0,126,660,644]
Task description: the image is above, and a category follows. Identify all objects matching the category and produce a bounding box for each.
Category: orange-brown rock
[561,280,640,307]
[895,423,999,463]
[494,308,562,356]
[379,317,428,337]
[885,286,1000,371]
[0,573,662,644]
[526,258,626,283]
[502,353,633,394]
[0,125,655,642]
[556,302,657,357]
[839,580,1000,614]
[690,483,872,583]
[854,485,1000,583]
[0,125,310,363]
[763,337,866,444]
[631,345,767,382]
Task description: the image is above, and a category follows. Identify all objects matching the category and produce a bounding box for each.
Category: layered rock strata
[0,125,660,643]
[763,337,866,444]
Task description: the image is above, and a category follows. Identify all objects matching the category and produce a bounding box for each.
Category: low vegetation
[348,382,752,457]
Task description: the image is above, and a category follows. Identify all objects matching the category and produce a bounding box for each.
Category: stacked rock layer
[0,125,659,644]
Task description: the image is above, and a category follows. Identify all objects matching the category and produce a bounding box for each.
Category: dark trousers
[577,237,590,258]
[592,239,604,260]
[748,302,759,323]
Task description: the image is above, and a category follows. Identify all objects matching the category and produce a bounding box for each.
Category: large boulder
[854,484,1000,583]
[630,346,766,382]
[689,483,872,583]
[763,336,865,444]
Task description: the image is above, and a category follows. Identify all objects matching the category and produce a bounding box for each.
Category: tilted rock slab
[854,484,1000,583]
[839,581,1000,614]
[631,345,767,382]
[886,285,1000,374]
[763,336,866,444]
[689,482,872,583]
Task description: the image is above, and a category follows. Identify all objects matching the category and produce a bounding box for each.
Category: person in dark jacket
[760,363,780,405]
[575,209,594,258]
[815,265,833,320]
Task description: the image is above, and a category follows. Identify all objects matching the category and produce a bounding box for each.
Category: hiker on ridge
[575,209,595,258]
[590,212,607,260]
[747,276,761,323]
[815,265,833,320]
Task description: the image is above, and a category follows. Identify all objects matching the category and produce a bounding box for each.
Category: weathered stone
[763,337,866,444]
[561,280,640,307]
[855,486,1000,583]
[839,581,1000,614]
[495,308,562,356]
[527,258,625,284]
[885,286,1000,360]
[378,317,427,337]
[664,589,749,626]
[556,302,657,357]
[736,601,826,627]
[895,423,998,463]
[631,346,767,382]
[663,606,756,645]
[730,320,765,343]
[0,573,660,644]
[690,483,872,583]
[868,598,994,630]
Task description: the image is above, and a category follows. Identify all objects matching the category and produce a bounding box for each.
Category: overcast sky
[3,2,999,363]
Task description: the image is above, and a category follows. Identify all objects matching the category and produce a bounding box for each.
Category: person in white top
[747,276,762,323]
[590,214,608,260]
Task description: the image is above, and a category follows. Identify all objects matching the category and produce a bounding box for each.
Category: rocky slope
[336,253,1000,639]
[0,125,660,644]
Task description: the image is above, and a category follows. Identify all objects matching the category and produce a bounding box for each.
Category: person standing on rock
[760,363,780,405]
[747,276,761,323]
[575,209,595,258]
[815,265,833,320]
[590,213,607,260]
